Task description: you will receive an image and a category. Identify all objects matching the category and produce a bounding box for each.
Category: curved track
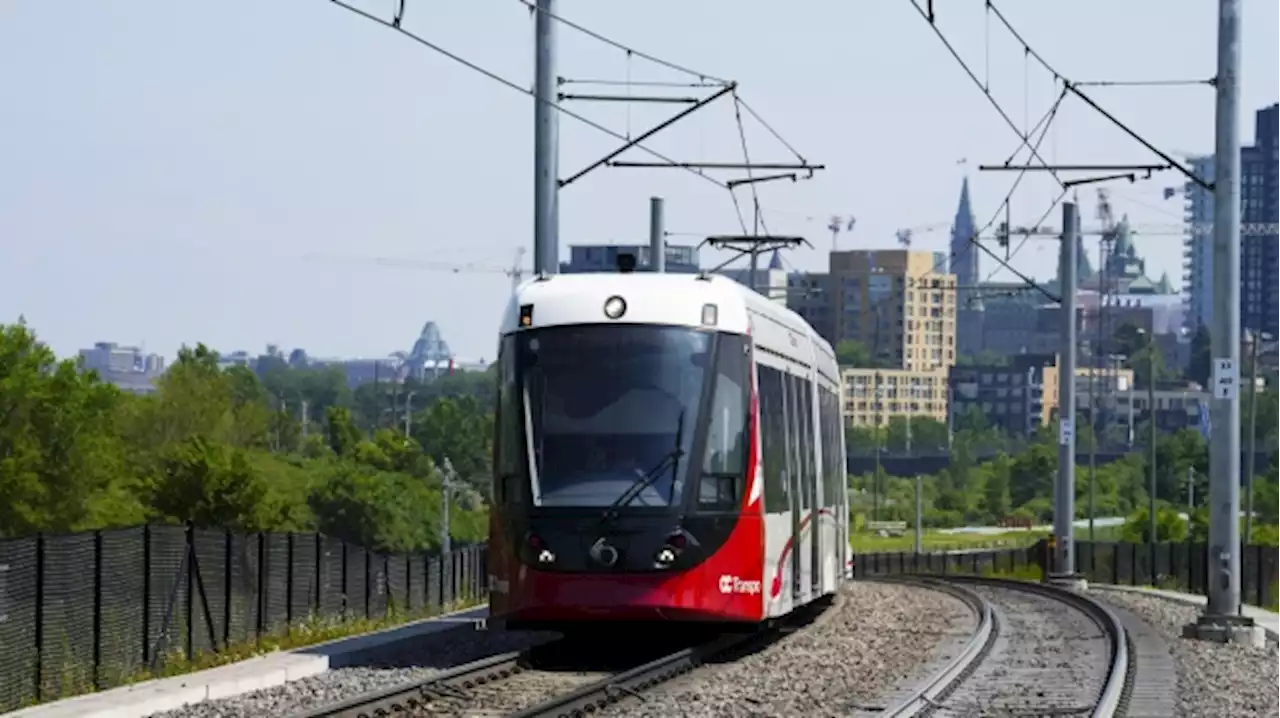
[295,600,832,718]
[879,577,1128,718]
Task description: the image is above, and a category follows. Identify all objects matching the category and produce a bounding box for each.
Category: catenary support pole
[649,197,665,272]
[1053,200,1079,578]
[1204,0,1244,623]
[532,0,559,275]
[1147,340,1157,568]
[1088,361,1097,542]
[1244,331,1260,544]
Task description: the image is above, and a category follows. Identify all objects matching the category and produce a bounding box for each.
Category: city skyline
[2,1,1277,362]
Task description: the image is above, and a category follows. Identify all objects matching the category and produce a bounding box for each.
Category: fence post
[1253,544,1263,607]
[34,533,44,701]
[141,525,152,668]
[364,549,371,621]
[255,533,266,642]
[383,554,392,617]
[222,531,232,649]
[285,534,295,627]
[185,523,195,662]
[340,542,349,619]
[405,554,413,613]
[92,530,103,691]
[314,534,323,618]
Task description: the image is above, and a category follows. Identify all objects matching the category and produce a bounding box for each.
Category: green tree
[150,437,274,531]
[0,321,131,536]
[412,396,493,495]
[982,453,1013,520]
[1121,506,1189,543]
[325,406,363,457]
[835,340,871,367]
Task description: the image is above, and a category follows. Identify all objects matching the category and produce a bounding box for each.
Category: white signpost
[1212,358,1238,399]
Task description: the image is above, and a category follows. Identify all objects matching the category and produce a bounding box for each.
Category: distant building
[1182,154,1216,332]
[718,250,788,304]
[949,177,983,358]
[1183,103,1279,336]
[78,342,165,395]
[560,243,700,274]
[948,354,1056,437]
[841,367,948,428]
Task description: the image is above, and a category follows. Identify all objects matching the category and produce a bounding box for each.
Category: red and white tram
[486,259,849,631]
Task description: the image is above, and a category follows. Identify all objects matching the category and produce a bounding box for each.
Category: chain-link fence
[0,524,487,712]
[853,539,1278,611]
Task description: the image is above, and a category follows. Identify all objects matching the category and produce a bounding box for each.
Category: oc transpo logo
[718,574,763,595]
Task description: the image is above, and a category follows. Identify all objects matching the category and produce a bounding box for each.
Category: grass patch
[851,529,1044,553]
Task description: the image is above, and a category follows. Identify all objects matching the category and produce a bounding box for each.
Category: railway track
[294,600,831,718]
[876,576,1129,718]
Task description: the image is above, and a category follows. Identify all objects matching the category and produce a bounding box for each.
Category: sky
[2,0,1277,364]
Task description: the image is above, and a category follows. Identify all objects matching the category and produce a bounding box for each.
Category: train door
[790,374,812,603]
[809,385,823,594]
[781,371,802,601]
[798,377,820,595]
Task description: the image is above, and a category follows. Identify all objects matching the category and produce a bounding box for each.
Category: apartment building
[840,366,949,428]
[827,249,958,372]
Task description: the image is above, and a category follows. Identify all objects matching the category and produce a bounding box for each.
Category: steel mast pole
[1053,201,1079,580]
[532,0,560,275]
[1188,0,1260,646]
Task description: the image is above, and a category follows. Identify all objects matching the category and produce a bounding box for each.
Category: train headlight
[537,549,556,564]
[655,547,676,566]
[603,295,628,320]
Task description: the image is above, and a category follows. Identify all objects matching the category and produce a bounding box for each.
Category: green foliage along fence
[0,524,488,712]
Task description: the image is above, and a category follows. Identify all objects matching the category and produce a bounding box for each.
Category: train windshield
[516,324,712,508]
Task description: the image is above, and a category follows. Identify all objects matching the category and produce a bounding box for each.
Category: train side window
[757,365,788,512]
[821,388,838,507]
[700,337,749,509]
[793,375,813,511]
[495,335,524,505]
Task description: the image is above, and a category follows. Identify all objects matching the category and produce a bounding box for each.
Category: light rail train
[486,256,849,631]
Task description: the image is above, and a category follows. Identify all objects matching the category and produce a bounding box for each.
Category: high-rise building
[1182,103,1279,336]
[828,249,957,372]
[1182,155,1215,331]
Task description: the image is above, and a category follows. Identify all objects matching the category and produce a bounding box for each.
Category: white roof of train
[498,272,835,360]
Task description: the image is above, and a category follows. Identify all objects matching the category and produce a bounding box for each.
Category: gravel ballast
[1095,591,1278,718]
[147,624,558,718]
[606,581,978,718]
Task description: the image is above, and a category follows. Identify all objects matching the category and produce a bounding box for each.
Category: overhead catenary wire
[512,0,814,235]
[905,0,1064,188]
[980,1,1209,190]
[326,0,730,190]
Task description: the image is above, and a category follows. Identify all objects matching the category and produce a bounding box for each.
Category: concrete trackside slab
[1092,585,1278,641]
[8,605,489,718]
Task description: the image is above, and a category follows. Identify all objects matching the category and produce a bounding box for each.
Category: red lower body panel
[491,514,766,624]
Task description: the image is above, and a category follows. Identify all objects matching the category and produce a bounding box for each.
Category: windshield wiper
[599,408,686,525]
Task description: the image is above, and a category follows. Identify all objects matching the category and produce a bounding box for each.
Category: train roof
[499,272,832,355]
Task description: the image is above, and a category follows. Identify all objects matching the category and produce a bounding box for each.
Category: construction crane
[303,247,531,297]
[827,215,856,250]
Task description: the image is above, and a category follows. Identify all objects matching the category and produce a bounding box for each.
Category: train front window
[518,325,711,508]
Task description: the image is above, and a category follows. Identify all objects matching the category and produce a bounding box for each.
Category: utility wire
[1074,79,1215,88]
[512,0,730,85]
[905,0,1063,189]
[730,91,768,236]
[327,0,729,191]
[981,1,1209,190]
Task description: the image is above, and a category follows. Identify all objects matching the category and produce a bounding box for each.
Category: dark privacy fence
[852,539,1279,611]
[0,524,488,712]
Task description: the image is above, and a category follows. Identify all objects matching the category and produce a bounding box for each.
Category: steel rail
[873,576,1130,718]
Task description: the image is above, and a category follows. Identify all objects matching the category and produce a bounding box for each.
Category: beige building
[826,250,958,372]
[841,366,949,428]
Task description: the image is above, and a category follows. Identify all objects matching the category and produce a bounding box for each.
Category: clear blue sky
[2,0,1276,363]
